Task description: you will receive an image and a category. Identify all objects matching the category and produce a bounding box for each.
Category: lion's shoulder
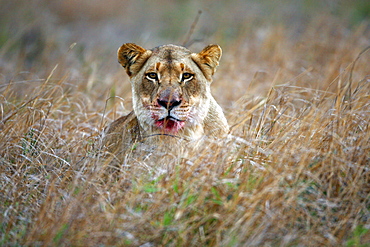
[102,111,141,153]
[104,111,137,134]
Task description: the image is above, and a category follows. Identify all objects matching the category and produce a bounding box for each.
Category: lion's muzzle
[148,92,189,133]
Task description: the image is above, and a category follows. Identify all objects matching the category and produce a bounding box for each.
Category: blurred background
[0,0,369,108]
[1,2,369,245]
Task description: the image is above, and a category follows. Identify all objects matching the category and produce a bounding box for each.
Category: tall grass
[1,1,369,246]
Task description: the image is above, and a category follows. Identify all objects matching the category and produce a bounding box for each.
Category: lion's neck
[203,96,229,138]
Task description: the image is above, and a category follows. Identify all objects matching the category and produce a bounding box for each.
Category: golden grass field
[1,0,369,246]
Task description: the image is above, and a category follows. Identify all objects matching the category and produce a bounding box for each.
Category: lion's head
[117,43,225,139]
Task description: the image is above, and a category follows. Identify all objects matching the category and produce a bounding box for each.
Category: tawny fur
[102,43,229,155]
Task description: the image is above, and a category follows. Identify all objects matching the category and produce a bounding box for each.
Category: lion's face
[117,43,221,135]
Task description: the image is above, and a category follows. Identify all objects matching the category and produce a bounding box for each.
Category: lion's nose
[158,99,181,110]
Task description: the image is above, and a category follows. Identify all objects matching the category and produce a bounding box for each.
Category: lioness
[103,43,229,155]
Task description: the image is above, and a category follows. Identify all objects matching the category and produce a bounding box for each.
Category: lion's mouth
[155,116,185,133]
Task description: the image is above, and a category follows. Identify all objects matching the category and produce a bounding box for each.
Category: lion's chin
[155,118,185,134]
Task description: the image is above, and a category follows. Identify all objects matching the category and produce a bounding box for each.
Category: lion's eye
[146,73,158,80]
[181,73,193,82]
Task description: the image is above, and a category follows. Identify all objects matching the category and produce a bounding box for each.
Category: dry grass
[1,1,370,246]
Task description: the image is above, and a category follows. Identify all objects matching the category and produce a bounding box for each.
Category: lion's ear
[191,44,222,80]
[117,43,152,77]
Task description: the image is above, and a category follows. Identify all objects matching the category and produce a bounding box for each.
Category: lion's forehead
[149,45,194,71]
[151,44,191,58]
[146,48,196,80]
[147,61,193,76]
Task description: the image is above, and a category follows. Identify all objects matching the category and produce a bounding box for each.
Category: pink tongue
[155,119,184,133]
